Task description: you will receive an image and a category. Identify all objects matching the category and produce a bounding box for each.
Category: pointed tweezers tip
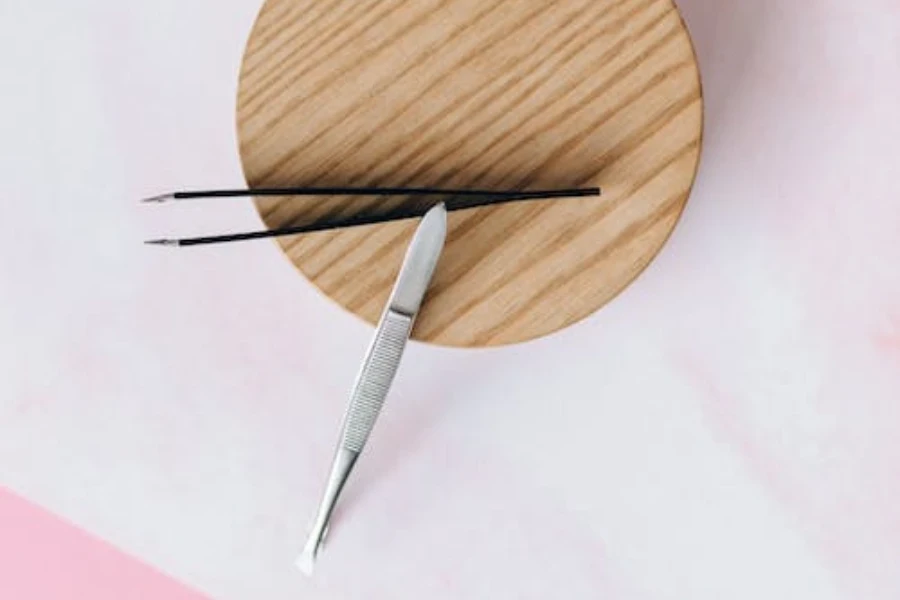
[144,238,179,247]
[140,193,175,204]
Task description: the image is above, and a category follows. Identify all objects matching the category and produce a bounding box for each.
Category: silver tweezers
[297,202,448,575]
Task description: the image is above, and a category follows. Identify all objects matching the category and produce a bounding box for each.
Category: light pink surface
[1,1,899,599]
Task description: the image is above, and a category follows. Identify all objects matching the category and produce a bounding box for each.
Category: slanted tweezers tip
[295,547,316,577]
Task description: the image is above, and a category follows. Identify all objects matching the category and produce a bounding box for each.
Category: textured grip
[341,310,414,453]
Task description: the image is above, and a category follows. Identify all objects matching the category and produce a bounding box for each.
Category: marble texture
[0,0,898,598]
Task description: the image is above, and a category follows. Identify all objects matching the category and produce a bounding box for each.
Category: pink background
[1,0,899,598]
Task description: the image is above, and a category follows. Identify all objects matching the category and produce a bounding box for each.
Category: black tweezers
[143,186,601,247]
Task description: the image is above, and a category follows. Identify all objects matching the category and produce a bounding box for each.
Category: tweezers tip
[140,193,175,204]
[144,238,179,247]
[295,548,317,577]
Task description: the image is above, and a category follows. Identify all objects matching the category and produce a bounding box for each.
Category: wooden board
[236,0,703,347]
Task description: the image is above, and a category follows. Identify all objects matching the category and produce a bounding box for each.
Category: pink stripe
[0,488,208,600]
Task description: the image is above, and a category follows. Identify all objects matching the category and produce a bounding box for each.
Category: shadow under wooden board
[236,0,703,347]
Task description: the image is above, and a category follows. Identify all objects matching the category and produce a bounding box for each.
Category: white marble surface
[1,1,899,598]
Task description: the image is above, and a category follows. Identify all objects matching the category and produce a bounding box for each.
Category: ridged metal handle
[340,309,414,453]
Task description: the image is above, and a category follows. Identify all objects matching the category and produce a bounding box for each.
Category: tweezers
[297,202,448,575]
[141,186,600,246]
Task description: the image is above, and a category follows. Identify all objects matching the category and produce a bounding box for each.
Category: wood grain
[236,0,703,347]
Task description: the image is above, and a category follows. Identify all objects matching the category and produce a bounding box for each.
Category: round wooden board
[237,0,703,347]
